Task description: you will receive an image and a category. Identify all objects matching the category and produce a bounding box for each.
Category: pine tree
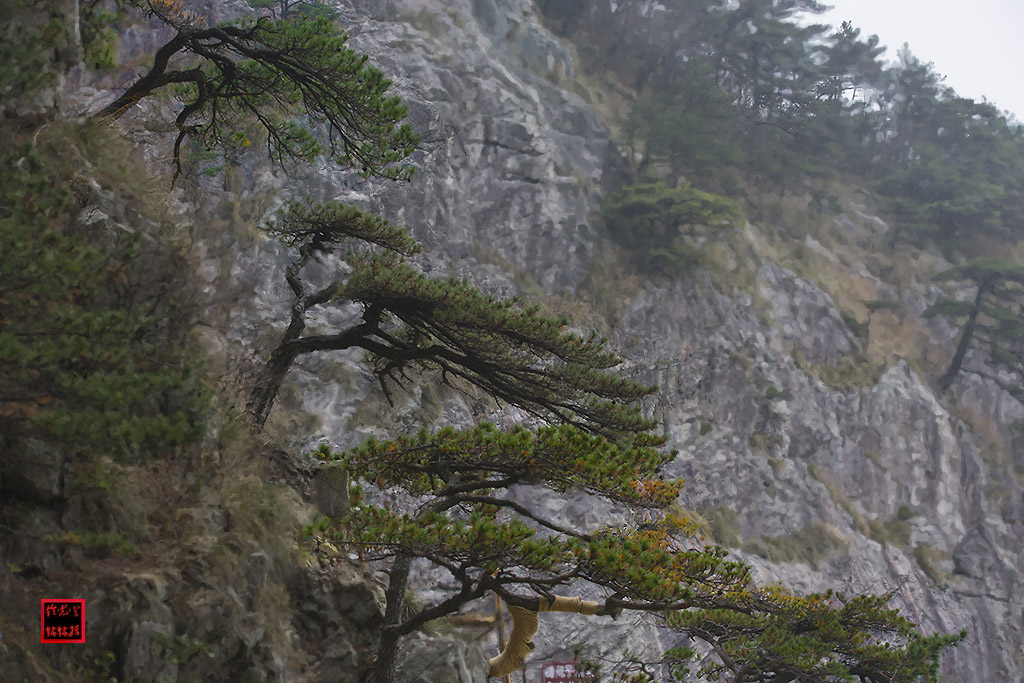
[623,58,744,179]
[601,178,743,275]
[924,258,1024,392]
[247,201,656,437]
[91,1,417,180]
[708,0,829,119]
[873,93,1020,252]
[313,422,964,683]
[0,126,206,458]
[815,22,885,109]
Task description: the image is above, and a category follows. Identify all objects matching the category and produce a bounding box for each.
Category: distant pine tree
[924,258,1024,392]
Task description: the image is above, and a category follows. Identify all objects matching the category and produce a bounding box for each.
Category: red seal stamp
[40,599,85,643]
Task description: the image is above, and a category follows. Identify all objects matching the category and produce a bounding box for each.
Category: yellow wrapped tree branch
[487,595,600,678]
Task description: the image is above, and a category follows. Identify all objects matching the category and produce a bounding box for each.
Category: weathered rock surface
[757,263,854,365]
[258,1,1019,680]
[393,632,488,683]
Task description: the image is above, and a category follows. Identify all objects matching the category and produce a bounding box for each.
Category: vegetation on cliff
[601,179,742,275]
[557,0,1024,259]
[91,0,417,181]
[0,124,206,458]
[923,259,1024,392]
[555,0,1024,392]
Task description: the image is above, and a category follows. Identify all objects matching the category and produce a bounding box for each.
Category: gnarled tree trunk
[370,555,413,683]
[939,279,992,390]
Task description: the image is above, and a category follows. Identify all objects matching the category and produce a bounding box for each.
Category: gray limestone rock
[393,632,488,683]
[312,464,351,519]
[757,262,854,365]
[1,438,64,504]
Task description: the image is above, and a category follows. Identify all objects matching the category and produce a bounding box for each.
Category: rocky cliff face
[33,0,1024,680]
[251,2,1020,678]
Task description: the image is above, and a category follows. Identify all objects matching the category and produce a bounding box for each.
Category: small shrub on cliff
[602,179,743,276]
[922,258,1024,393]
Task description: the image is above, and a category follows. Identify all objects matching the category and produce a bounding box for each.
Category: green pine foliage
[313,422,964,683]
[921,299,976,320]
[929,258,1024,287]
[924,258,1024,391]
[93,5,418,181]
[329,422,676,505]
[341,255,659,437]
[601,179,743,276]
[248,212,662,438]
[321,424,688,590]
[623,58,744,178]
[0,127,206,458]
[665,589,965,683]
[874,140,1009,253]
[264,200,423,254]
[862,299,901,313]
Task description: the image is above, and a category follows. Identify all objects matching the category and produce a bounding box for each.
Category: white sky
[814,0,1024,120]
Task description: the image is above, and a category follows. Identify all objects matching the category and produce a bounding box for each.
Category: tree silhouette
[924,258,1024,392]
[92,2,416,181]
